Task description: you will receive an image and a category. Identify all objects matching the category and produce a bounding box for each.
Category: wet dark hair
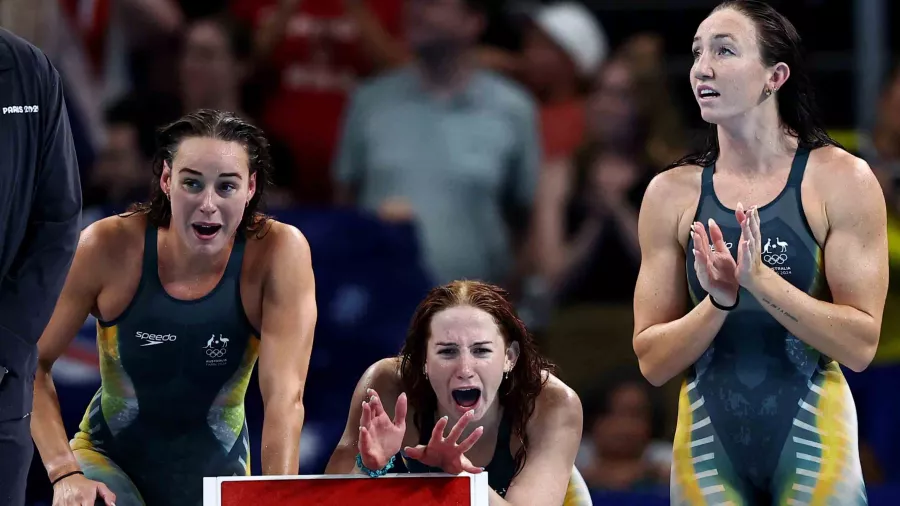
[125,109,272,236]
[398,280,557,479]
[666,0,840,171]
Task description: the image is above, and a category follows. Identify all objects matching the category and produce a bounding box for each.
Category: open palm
[403,410,484,475]
[692,218,739,306]
[358,389,407,470]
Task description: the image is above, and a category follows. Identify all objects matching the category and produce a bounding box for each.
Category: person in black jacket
[0,28,82,506]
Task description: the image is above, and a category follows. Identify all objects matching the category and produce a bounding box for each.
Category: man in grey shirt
[334,0,540,287]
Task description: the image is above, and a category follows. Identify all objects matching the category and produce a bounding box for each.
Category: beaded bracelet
[356,453,396,478]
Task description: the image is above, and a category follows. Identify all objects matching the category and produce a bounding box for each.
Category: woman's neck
[715,101,798,174]
[157,226,232,279]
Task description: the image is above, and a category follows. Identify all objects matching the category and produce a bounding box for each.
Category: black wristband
[51,470,83,486]
[710,292,739,311]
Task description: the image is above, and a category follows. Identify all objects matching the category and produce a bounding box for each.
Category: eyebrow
[692,33,735,43]
[434,341,494,347]
[178,167,243,179]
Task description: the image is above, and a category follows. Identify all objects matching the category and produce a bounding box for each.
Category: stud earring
[764,87,773,97]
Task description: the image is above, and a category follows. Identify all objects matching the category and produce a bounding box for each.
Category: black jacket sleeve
[25,58,83,324]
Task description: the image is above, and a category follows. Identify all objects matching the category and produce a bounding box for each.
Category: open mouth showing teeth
[699,89,720,98]
[192,224,222,236]
[451,388,481,408]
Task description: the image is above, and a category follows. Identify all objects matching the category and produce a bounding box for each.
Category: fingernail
[443,416,449,421]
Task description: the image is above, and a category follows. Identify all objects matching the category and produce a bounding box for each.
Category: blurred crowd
[3,0,900,501]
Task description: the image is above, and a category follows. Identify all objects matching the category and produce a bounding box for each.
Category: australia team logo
[763,237,791,275]
[204,334,229,366]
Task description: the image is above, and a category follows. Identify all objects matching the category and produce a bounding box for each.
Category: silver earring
[764,87,772,96]
[504,370,509,381]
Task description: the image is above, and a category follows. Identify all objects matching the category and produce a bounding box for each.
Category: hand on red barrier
[52,473,116,506]
[403,410,484,475]
[359,389,407,470]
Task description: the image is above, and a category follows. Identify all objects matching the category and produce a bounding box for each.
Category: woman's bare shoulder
[363,357,404,398]
[534,372,583,421]
[78,212,146,266]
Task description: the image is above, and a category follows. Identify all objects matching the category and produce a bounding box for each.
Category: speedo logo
[136,331,177,346]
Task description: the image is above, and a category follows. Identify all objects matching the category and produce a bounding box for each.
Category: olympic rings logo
[206,348,227,358]
[764,253,788,265]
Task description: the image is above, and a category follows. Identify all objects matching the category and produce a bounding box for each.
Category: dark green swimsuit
[70,223,260,506]
[672,147,868,505]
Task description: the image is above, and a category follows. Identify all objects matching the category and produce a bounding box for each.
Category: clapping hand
[736,203,763,287]
[692,216,740,307]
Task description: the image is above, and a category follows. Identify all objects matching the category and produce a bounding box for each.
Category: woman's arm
[632,171,730,386]
[324,358,404,475]
[741,154,888,372]
[31,221,109,482]
[493,377,582,506]
[257,224,318,475]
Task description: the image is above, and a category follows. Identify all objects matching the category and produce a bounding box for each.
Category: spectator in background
[122,13,298,208]
[333,0,540,290]
[577,369,670,495]
[230,0,405,205]
[534,52,684,307]
[82,99,149,215]
[518,2,606,162]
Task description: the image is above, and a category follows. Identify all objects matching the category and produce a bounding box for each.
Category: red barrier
[203,473,490,506]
